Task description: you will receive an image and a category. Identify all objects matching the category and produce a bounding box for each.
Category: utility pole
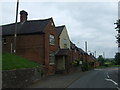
[103,52,105,59]
[94,51,96,58]
[13,0,19,53]
[85,41,87,53]
[85,41,88,70]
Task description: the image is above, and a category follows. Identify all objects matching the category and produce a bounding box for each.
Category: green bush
[81,61,89,71]
[72,60,79,67]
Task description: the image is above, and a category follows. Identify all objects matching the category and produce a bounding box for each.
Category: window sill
[49,63,55,65]
[50,44,55,46]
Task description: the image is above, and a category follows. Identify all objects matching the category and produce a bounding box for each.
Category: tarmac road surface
[68,67,120,89]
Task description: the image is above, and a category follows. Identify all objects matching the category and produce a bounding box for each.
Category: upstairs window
[49,51,55,64]
[50,34,54,45]
[64,39,67,48]
[51,22,54,26]
[2,37,6,45]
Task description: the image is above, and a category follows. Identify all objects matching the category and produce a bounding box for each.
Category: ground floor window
[49,51,55,64]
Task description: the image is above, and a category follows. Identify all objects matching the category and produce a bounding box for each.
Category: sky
[0,0,119,58]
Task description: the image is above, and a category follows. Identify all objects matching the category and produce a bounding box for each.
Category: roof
[55,49,70,56]
[91,55,97,61]
[1,18,52,36]
[78,48,85,54]
[55,25,65,36]
[70,42,76,49]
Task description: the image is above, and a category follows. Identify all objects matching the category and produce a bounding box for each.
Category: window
[51,22,54,26]
[49,51,55,64]
[50,34,55,45]
[2,37,6,45]
[64,39,67,48]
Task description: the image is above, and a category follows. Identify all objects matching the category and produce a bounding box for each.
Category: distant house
[70,42,80,62]
[2,10,58,75]
[55,25,71,73]
[87,54,97,68]
[78,48,86,61]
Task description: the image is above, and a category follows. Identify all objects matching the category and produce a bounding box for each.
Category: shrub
[72,60,79,67]
[81,61,89,71]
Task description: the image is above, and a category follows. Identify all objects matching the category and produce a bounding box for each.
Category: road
[68,67,120,89]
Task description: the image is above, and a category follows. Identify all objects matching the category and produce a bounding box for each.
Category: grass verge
[2,53,41,70]
[96,65,120,69]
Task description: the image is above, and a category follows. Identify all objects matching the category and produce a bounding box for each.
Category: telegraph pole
[103,52,105,59]
[85,41,87,53]
[13,0,19,53]
[85,41,88,70]
[94,51,96,58]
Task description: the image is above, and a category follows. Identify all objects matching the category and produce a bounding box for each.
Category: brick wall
[44,20,58,75]
[3,34,45,64]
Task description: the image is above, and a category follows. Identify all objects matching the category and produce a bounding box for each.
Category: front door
[56,56,65,70]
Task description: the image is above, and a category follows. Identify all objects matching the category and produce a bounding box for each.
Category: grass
[2,53,42,70]
[108,65,120,67]
[96,64,120,69]
[0,53,1,70]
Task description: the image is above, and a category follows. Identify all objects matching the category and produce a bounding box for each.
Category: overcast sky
[0,0,119,58]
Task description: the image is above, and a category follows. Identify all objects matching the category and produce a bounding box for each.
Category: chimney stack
[20,10,28,22]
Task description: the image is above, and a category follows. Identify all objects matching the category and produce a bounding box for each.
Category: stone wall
[2,67,43,88]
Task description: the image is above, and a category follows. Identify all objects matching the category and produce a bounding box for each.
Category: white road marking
[105,70,120,90]
[105,78,118,86]
[117,87,120,90]
[106,72,110,78]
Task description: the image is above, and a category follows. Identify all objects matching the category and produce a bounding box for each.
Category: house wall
[71,49,80,61]
[3,34,45,64]
[44,20,58,75]
[59,27,71,49]
[56,56,65,70]
[16,34,45,64]
[3,19,59,75]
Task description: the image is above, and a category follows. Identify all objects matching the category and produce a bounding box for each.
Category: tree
[114,19,120,65]
[97,55,105,66]
[114,19,120,52]
[114,53,120,65]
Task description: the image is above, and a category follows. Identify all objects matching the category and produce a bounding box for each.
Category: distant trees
[114,19,120,65]
[114,53,120,65]
[97,55,105,66]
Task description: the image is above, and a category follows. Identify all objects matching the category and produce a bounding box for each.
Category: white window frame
[50,34,55,45]
[49,51,55,64]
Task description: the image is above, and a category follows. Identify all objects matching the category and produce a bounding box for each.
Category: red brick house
[78,48,86,61]
[2,10,98,74]
[87,54,97,68]
[2,10,58,75]
[70,42,81,62]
